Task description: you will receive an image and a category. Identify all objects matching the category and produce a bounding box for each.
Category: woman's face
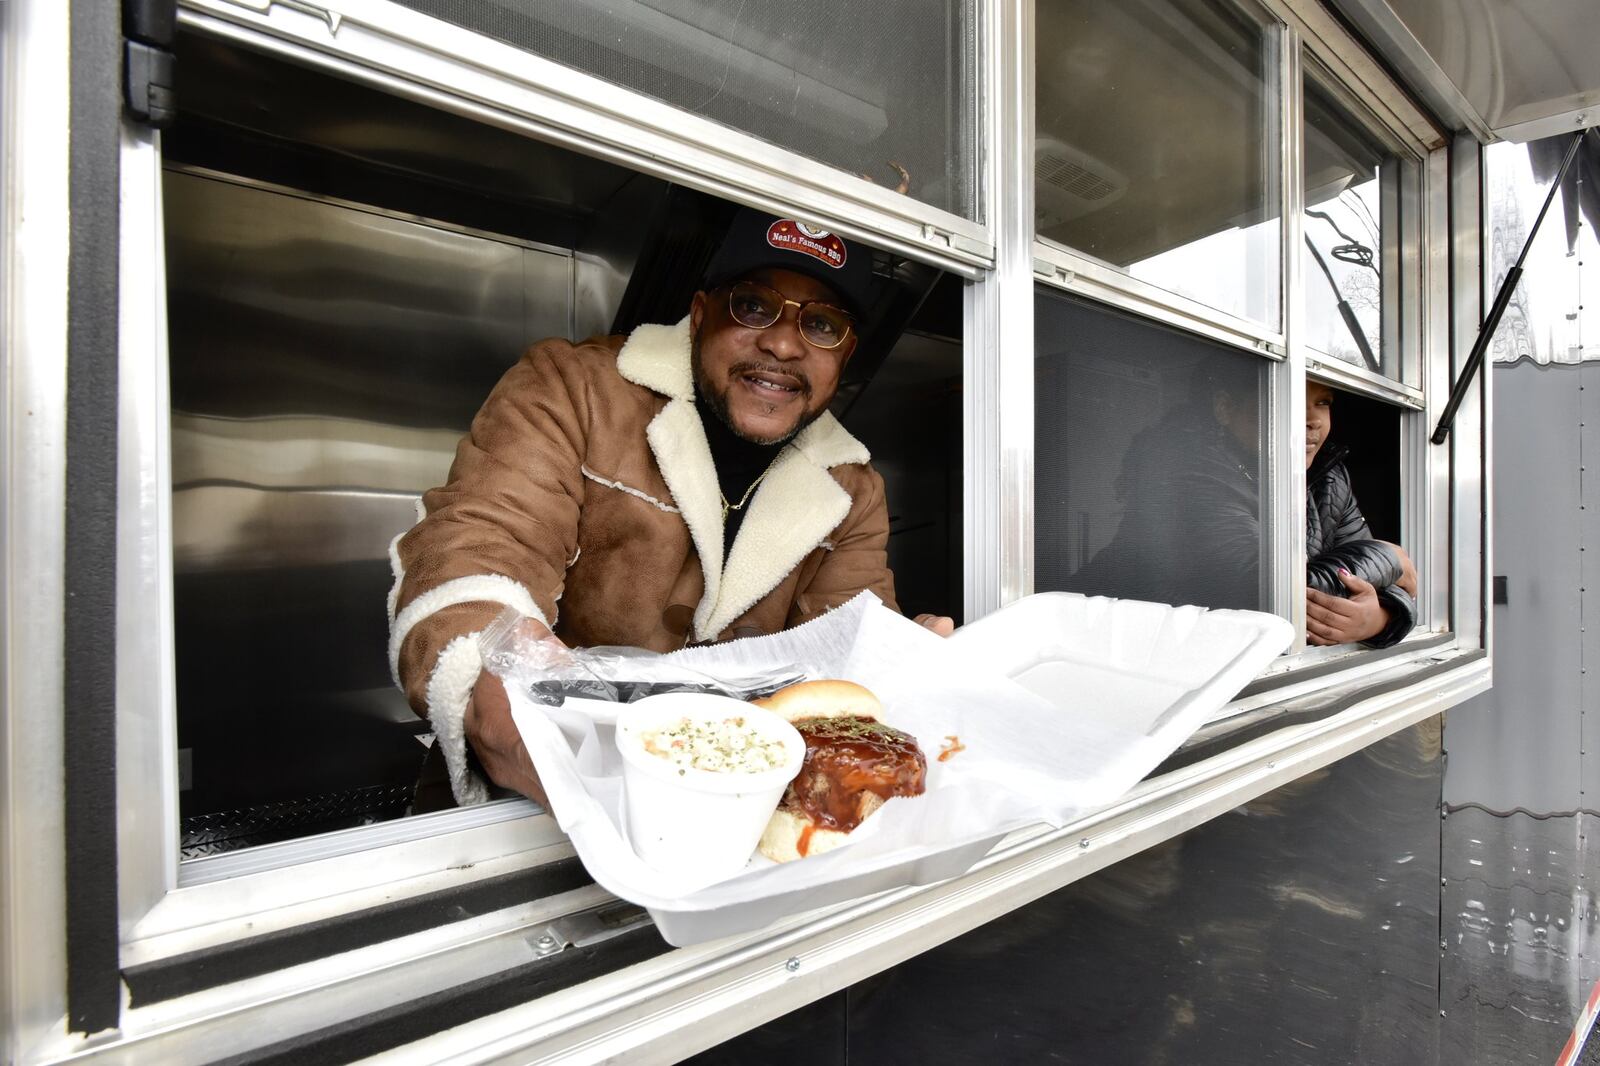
[1306,382,1334,469]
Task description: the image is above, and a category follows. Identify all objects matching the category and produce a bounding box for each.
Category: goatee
[691,335,822,446]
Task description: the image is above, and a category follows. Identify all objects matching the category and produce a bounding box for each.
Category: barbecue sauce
[783,716,927,833]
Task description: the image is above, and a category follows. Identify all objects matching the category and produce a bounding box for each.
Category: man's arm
[785,466,902,625]
[389,340,590,805]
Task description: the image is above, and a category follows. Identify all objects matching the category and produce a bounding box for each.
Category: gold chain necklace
[720,450,785,523]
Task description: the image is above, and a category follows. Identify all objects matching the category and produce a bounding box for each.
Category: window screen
[1035,288,1272,612]
[1035,0,1281,328]
[394,0,977,218]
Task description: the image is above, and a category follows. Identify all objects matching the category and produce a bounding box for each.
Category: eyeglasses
[725,280,855,350]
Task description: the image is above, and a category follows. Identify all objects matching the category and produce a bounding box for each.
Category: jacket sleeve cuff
[426,633,492,807]
[390,575,553,807]
[1364,586,1417,649]
[388,572,549,688]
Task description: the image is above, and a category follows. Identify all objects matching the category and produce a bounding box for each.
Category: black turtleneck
[697,399,786,547]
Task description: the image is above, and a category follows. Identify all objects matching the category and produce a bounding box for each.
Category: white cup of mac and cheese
[615,692,804,883]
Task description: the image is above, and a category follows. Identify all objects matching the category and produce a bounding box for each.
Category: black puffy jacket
[1307,443,1415,648]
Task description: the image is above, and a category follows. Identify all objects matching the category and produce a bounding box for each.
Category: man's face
[690,267,857,445]
[1306,381,1334,469]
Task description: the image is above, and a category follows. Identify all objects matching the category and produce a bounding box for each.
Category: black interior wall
[1325,384,1404,544]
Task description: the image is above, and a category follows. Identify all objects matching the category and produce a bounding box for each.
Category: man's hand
[1381,541,1418,598]
[1306,569,1390,646]
[914,613,955,637]
[464,670,552,808]
[464,616,563,810]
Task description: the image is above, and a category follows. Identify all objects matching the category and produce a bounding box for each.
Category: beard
[691,332,824,446]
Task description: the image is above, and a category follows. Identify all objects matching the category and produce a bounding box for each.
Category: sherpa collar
[614,317,871,640]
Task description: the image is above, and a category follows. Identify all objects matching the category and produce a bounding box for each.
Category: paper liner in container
[501,591,1292,946]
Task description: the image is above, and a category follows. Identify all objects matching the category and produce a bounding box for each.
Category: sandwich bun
[758,807,852,862]
[753,679,883,723]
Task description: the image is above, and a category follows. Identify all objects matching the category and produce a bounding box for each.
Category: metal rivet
[1079,838,1091,849]
[785,957,801,973]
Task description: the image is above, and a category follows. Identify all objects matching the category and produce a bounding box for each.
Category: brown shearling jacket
[387,317,897,803]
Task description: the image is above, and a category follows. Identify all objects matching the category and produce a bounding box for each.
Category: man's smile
[734,365,808,400]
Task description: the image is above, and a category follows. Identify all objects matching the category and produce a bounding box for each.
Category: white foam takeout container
[505,591,1292,946]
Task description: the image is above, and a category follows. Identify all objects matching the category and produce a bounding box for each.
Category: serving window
[152,32,967,864]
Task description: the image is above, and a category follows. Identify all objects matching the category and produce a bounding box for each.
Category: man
[388,210,953,807]
[1304,380,1417,647]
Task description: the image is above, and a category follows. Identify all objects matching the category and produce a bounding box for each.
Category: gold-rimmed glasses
[726,280,855,350]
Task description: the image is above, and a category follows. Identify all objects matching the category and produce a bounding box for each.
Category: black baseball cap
[701,208,877,317]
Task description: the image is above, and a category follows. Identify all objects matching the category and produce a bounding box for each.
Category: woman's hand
[914,613,955,637]
[1306,569,1390,646]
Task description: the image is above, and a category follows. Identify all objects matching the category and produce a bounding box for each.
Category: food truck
[1,0,1595,1061]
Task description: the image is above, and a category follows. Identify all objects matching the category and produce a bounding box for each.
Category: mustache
[728,361,812,397]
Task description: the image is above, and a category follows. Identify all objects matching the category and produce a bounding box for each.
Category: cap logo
[766,219,847,270]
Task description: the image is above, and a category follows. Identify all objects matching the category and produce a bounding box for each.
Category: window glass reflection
[1302,72,1417,381]
[1036,0,1281,328]
[1035,288,1271,613]
[391,0,979,218]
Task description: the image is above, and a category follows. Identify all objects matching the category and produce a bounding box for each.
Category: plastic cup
[614,692,804,884]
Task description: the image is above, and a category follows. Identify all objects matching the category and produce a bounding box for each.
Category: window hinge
[123,0,177,128]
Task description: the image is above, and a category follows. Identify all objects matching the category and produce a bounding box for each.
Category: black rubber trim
[1153,650,1485,776]
[212,922,672,1066]
[123,858,595,1006]
[1233,632,1454,699]
[64,0,125,1037]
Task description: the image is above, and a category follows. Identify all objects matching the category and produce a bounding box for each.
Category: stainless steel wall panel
[1438,134,1600,1062]
[1439,806,1592,1065]
[1586,358,1600,852]
[170,487,423,573]
[164,169,571,429]
[163,167,576,839]
[1445,363,1583,814]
